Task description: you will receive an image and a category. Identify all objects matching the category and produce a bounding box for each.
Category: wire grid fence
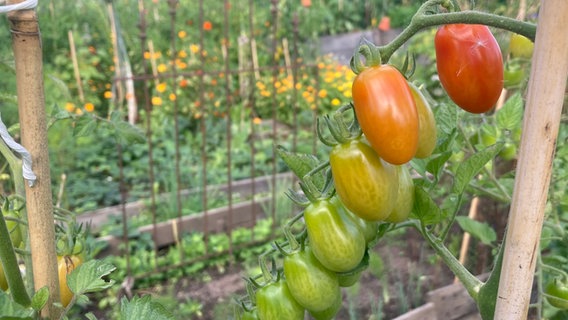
[78,0,339,282]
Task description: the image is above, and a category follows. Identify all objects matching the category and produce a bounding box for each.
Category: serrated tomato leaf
[455,216,497,245]
[412,186,444,225]
[276,146,325,189]
[452,143,504,195]
[67,260,116,296]
[119,295,175,320]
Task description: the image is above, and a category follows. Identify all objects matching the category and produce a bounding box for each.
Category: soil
[169,228,458,320]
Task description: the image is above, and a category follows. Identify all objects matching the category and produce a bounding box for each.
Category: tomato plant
[385,164,414,223]
[508,33,534,59]
[409,83,437,159]
[545,278,568,310]
[0,264,7,291]
[435,24,503,114]
[283,247,341,312]
[58,254,83,308]
[308,291,342,320]
[351,64,419,165]
[330,138,398,221]
[304,197,366,272]
[255,278,305,320]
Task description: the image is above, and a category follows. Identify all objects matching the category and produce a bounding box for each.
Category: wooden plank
[77,172,293,232]
[392,302,437,320]
[96,197,271,255]
[427,282,479,320]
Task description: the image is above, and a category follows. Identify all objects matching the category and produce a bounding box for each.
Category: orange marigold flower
[253,117,262,125]
[104,91,113,99]
[169,93,177,101]
[157,64,167,73]
[152,96,163,106]
[190,44,200,53]
[84,102,95,113]
[144,51,151,59]
[156,82,167,93]
[64,102,75,112]
[178,30,187,39]
[178,50,188,58]
[318,89,328,98]
[180,79,188,88]
[203,21,212,31]
[75,108,84,115]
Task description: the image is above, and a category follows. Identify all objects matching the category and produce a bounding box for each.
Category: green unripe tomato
[255,279,305,320]
[503,66,525,89]
[337,270,362,288]
[305,197,366,272]
[509,34,534,59]
[0,263,7,291]
[283,248,341,312]
[308,291,343,320]
[499,143,517,161]
[545,278,568,309]
[386,165,415,223]
[409,83,437,159]
[333,197,379,244]
[330,138,398,221]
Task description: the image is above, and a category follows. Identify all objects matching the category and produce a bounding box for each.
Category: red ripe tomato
[435,24,503,114]
[351,65,419,165]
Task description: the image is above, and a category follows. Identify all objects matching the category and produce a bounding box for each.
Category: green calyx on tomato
[283,247,341,312]
[545,278,568,309]
[435,24,503,114]
[330,138,398,221]
[304,197,366,272]
[351,64,419,164]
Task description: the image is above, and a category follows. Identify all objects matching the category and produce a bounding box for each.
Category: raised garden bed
[77,172,294,255]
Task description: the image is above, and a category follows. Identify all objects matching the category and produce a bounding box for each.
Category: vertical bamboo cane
[494,1,568,318]
[7,3,61,319]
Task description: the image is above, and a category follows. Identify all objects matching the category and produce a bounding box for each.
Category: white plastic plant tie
[0,0,38,14]
[0,117,36,187]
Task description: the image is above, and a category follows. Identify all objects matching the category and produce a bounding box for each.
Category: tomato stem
[417,220,482,301]
[0,202,31,306]
[378,0,536,63]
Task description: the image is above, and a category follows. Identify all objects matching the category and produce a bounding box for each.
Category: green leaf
[119,295,175,320]
[73,116,98,137]
[276,146,325,189]
[425,151,452,182]
[452,143,504,195]
[0,292,33,319]
[113,121,146,145]
[455,216,497,245]
[67,260,116,296]
[412,186,444,225]
[30,286,49,311]
[435,102,460,135]
[85,313,98,320]
[496,93,523,131]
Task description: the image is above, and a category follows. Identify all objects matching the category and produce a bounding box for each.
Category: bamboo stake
[68,30,84,103]
[494,1,568,318]
[455,196,479,283]
[7,3,60,319]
